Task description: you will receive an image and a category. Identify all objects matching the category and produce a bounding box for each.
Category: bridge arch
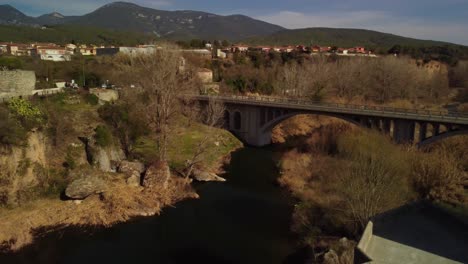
[233,111,242,130]
[193,95,468,147]
[223,110,231,129]
[260,111,362,135]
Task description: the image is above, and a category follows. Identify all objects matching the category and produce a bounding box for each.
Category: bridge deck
[193,95,468,125]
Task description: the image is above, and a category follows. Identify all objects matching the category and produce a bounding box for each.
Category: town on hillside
[0,41,377,62]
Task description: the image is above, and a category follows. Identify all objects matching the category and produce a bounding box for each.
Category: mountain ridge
[0,2,284,41]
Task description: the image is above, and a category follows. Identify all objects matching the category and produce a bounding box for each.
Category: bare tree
[183,97,226,178]
[114,46,196,161]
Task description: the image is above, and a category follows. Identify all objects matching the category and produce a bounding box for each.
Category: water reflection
[0,147,297,264]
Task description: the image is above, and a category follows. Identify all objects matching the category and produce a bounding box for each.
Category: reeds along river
[0,147,301,264]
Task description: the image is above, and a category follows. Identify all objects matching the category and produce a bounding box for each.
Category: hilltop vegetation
[245,28,468,64]
[0,24,153,46]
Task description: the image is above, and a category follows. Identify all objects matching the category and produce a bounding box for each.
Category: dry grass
[0,175,197,251]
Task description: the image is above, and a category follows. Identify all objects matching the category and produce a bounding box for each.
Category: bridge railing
[191,94,468,120]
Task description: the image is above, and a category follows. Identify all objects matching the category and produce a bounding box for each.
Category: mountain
[0,2,284,41]
[36,12,77,25]
[0,4,35,25]
[245,27,462,49]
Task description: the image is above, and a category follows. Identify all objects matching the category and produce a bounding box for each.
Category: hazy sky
[3,0,468,45]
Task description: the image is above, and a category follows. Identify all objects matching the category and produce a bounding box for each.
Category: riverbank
[1,147,299,264]
[0,175,198,251]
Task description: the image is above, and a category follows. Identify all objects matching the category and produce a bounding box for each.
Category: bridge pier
[419,123,428,142]
[393,120,415,144]
[383,119,392,134]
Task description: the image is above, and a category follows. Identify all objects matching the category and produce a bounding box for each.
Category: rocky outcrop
[119,160,145,187]
[191,169,226,182]
[81,137,125,172]
[143,161,170,190]
[65,177,106,199]
[0,132,47,206]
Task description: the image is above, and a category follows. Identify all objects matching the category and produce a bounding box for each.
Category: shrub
[94,125,112,147]
[335,131,411,230]
[84,93,99,105]
[411,146,466,204]
[98,102,149,156]
[7,98,45,129]
[0,57,23,70]
[0,107,27,147]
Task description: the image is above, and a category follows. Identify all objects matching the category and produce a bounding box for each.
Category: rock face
[65,177,106,199]
[143,161,170,190]
[119,160,145,187]
[0,132,47,206]
[191,169,226,182]
[81,137,125,172]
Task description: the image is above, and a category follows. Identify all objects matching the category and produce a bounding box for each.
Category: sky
[3,0,468,45]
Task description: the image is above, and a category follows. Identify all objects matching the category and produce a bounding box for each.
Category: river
[0,147,300,264]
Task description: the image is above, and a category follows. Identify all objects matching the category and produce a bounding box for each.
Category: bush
[411,146,466,204]
[94,125,112,147]
[7,98,45,129]
[98,102,149,156]
[0,56,23,70]
[335,131,411,229]
[84,93,99,105]
[0,106,27,147]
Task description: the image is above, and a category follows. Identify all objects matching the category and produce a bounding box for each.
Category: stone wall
[0,70,36,98]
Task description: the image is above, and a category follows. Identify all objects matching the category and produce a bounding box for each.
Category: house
[278,46,294,53]
[296,45,307,52]
[311,45,321,53]
[337,48,349,55]
[0,43,8,54]
[197,68,213,83]
[37,46,71,61]
[78,47,96,56]
[216,49,227,59]
[7,44,35,56]
[355,46,366,54]
[231,45,249,52]
[31,42,58,48]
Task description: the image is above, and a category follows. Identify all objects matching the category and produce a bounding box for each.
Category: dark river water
[1,147,300,264]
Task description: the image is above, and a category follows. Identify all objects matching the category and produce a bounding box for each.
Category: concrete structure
[357,203,468,264]
[194,95,468,147]
[90,88,119,103]
[96,46,158,56]
[197,68,213,83]
[0,70,36,99]
[37,47,71,61]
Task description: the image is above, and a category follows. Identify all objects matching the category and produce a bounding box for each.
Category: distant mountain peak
[0,4,25,15]
[50,12,64,18]
[100,1,142,9]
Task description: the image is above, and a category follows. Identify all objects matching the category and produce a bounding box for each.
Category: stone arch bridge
[193,95,468,147]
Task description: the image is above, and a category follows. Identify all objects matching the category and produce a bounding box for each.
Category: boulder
[192,169,226,182]
[143,161,170,190]
[65,177,106,199]
[81,137,126,172]
[119,160,145,175]
[119,160,145,187]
